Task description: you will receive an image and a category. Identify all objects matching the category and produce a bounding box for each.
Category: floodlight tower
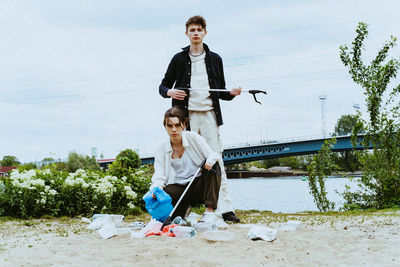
[319,95,327,137]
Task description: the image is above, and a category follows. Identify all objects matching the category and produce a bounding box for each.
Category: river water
[228,176,360,213]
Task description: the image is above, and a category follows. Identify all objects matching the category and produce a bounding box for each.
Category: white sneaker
[199,211,217,224]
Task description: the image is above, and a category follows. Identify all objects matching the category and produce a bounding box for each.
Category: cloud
[1,0,399,162]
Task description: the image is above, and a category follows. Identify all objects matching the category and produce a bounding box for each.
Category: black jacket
[159,43,235,126]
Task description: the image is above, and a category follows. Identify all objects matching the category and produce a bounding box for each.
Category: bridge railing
[223,134,347,149]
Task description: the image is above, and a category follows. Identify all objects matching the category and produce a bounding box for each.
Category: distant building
[0,166,17,177]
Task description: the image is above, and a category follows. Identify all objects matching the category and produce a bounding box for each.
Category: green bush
[0,167,151,218]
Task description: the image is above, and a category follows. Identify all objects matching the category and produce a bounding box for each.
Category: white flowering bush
[0,167,151,218]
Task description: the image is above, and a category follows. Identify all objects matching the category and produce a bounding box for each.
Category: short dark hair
[163,107,187,127]
[185,15,206,31]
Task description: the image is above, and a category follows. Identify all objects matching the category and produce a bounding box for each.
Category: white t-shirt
[188,52,213,111]
[171,150,201,185]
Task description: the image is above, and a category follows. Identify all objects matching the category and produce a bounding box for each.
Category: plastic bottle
[170,226,196,238]
[193,222,217,232]
[172,216,187,226]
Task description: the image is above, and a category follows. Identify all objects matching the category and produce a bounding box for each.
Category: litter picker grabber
[176,87,267,105]
[160,159,207,231]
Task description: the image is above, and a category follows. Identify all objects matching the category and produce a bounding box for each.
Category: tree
[108,149,141,177]
[64,152,101,173]
[334,114,363,136]
[0,155,20,166]
[333,114,363,171]
[339,22,400,209]
[307,139,337,212]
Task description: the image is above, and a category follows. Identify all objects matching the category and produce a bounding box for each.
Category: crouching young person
[150,107,221,222]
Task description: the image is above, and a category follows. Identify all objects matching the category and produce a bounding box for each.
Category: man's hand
[204,163,212,170]
[230,86,242,95]
[167,89,187,100]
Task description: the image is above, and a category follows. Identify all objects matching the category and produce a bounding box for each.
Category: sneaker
[198,211,217,224]
[222,211,240,223]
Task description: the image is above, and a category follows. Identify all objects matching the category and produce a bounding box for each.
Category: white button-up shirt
[150,131,219,190]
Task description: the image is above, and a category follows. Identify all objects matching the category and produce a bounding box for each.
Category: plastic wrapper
[247,226,277,242]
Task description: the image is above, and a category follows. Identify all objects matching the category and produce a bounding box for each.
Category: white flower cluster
[94,175,116,197]
[9,169,45,190]
[64,169,91,188]
[124,185,137,200]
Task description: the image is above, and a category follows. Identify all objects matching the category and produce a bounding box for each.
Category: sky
[1,0,400,163]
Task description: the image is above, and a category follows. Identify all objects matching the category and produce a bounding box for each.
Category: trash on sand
[131,219,162,239]
[129,221,146,229]
[247,226,277,242]
[98,223,118,239]
[201,230,235,242]
[170,226,196,238]
[87,214,124,231]
[186,212,201,226]
[145,223,177,237]
[279,220,302,231]
[143,187,173,222]
[172,216,187,226]
[82,214,125,239]
[193,222,217,233]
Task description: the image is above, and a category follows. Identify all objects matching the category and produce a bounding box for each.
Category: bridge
[98,134,366,167]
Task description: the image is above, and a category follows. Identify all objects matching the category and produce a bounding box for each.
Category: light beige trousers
[189,110,233,214]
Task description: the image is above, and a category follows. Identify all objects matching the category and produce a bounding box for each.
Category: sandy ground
[1,212,400,267]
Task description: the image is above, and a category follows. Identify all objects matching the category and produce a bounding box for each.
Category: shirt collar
[165,131,189,152]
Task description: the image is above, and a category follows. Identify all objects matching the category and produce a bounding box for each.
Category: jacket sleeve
[217,57,235,101]
[150,146,168,190]
[159,55,177,98]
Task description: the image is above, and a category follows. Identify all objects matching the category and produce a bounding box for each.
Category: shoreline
[227,170,306,179]
[226,170,363,179]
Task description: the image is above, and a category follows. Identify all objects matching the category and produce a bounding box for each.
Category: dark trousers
[164,162,221,218]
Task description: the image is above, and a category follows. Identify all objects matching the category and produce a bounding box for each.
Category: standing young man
[159,15,241,222]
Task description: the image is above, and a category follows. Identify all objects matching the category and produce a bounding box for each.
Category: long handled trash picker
[176,88,267,105]
[160,159,207,231]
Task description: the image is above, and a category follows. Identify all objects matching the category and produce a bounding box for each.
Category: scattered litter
[129,222,146,229]
[247,226,277,242]
[117,227,133,235]
[98,223,118,239]
[170,226,196,238]
[172,216,187,226]
[82,214,143,239]
[214,218,229,229]
[279,220,302,231]
[193,222,217,233]
[186,212,201,226]
[87,214,124,231]
[131,219,161,239]
[202,230,235,242]
[145,223,177,237]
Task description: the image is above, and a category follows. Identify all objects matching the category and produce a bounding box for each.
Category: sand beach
[1,211,400,266]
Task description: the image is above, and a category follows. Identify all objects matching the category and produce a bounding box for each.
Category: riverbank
[1,210,399,266]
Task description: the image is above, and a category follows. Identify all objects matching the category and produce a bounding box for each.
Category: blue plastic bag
[143,187,173,222]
